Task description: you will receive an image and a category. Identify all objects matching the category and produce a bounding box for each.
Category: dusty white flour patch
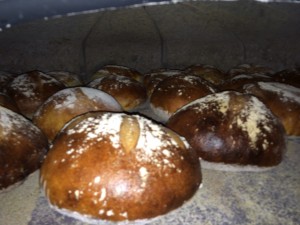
[257,82,300,104]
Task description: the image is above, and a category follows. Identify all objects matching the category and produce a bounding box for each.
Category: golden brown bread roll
[47,71,83,87]
[0,106,48,191]
[150,74,216,122]
[167,91,286,171]
[243,82,300,136]
[40,112,201,222]
[88,75,147,111]
[184,64,227,86]
[6,70,65,119]
[32,87,122,142]
[90,65,143,83]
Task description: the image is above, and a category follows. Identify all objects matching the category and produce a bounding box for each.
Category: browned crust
[167,91,286,167]
[6,70,65,119]
[40,112,201,221]
[0,106,49,190]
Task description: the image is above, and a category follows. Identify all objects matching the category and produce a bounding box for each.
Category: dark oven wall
[0,0,300,81]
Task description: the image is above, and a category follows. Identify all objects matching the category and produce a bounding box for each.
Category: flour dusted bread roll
[184,64,227,86]
[47,71,83,87]
[273,68,300,88]
[228,63,274,77]
[90,65,143,83]
[0,71,15,92]
[6,70,65,119]
[167,91,286,171]
[0,92,20,113]
[88,75,147,111]
[0,106,48,191]
[220,73,273,92]
[143,69,183,97]
[40,112,201,223]
[150,74,216,122]
[243,82,300,136]
[32,87,122,142]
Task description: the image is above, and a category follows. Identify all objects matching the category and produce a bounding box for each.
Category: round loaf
[0,92,20,113]
[143,69,183,97]
[6,70,65,119]
[184,64,227,86]
[227,63,274,77]
[272,68,300,88]
[243,82,300,136]
[47,71,83,87]
[0,71,15,93]
[220,73,273,92]
[90,65,143,83]
[32,87,122,142]
[88,75,147,111]
[0,106,48,191]
[150,74,216,122]
[40,112,201,222]
[167,91,286,170]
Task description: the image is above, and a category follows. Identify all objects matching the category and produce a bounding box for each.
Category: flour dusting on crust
[64,113,188,168]
[256,82,300,104]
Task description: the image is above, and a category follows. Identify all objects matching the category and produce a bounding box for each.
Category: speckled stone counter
[0,137,299,225]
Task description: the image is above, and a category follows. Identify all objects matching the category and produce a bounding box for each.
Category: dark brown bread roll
[40,112,201,223]
[243,82,300,136]
[143,69,183,97]
[150,74,216,122]
[0,106,48,191]
[90,65,143,83]
[0,92,20,113]
[227,63,274,77]
[6,70,65,119]
[220,73,273,92]
[88,75,147,111]
[272,68,300,88]
[0,72,15,93]
[167,91,286,171]
[184,64,227,86]
[47,71,83,87]
[32,87,122,142]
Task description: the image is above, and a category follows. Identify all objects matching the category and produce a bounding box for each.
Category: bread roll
[0,106,48,191]
[184,64,227,86]
[150,74,216,122]
[243,82,300,136]
[6,70,65,119]
[143,69,184,97]
[32,87,122,142]
[0,92,20,113]
[90,65,143,83]
[0,71,15,93]
[47,71,83,87]
[227,63,274,77]
[167,91,286,171]
[40,112,201,223]
[88,75,147,111]
[272,68,300,88]
[220,73,273,92]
